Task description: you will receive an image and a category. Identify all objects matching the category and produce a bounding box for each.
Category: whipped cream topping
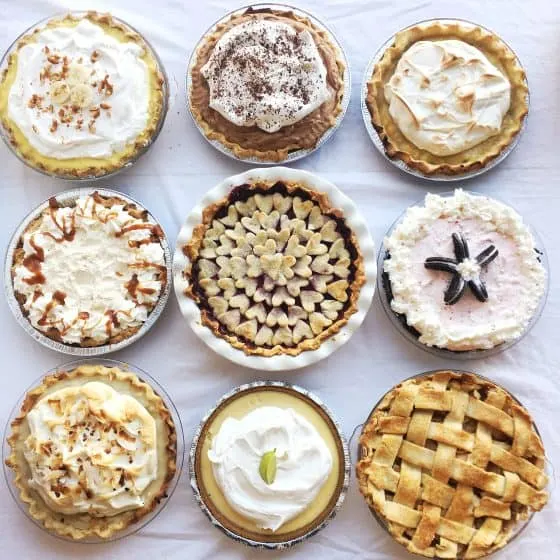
[208,406,333,531]
[23,381,157,516]
[201,19,330,133]
[8,18,150,159]
[385,40,511,156]
[384,190,546,350]
[13,193,166,345]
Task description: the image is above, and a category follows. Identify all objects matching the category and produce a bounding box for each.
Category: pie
[193,383,347,543]
[189,7,346,161]
[357,370,548,559]
[366,20,528,175]
[0,11,166,178]
[5,364,177,540]
[11,191,168,347]
[182,179,365,356]
[382,189,546,352]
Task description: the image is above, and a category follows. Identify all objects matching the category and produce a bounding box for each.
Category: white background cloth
[0,0,558,558]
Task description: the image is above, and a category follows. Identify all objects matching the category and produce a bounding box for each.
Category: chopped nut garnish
[88,120,96,133]
[91,50,100,63]
[50,119,58,133]
[32,125,38,133]
[28,94,43,109]
[100,102,111,110]
[47,54,61,65]
[90,107,101,119]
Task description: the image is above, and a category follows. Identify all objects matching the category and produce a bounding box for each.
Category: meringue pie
[5,364,177,540]
[182,179,365,356]
[11,191,168,347]
[0,11,166,178]
[189,7,346,161]
[366,20,528,175]
[357,371,549,559]
[194,384,346,543]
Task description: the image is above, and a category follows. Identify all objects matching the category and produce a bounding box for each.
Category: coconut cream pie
[357,371,549,559]
[189,7,345,161]
[382,190,546,352]
[193,383,347,545]
[11,191,168,347]
[0,12,166,178]
[182,179,365,356]
[366,20,528,175]
[5,364,177,540]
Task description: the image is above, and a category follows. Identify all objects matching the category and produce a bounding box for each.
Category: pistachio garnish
[259,449,277,485]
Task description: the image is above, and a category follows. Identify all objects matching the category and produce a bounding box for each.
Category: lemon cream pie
[0,12,166,178]
[5,364,177,540]
[357,371,549,558]
[366,20,528,175]
[189,7,346,161]
[192,383,348,546]
[182,178,365,356]
[11,191,168,347]
[382,190,546,352]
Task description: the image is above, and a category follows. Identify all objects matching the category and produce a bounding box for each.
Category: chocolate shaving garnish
[424,233,498,305]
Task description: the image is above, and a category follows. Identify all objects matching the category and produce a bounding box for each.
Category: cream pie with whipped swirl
[193,383,347,544]
[5,364,177,540]
[189,7,345,161]
[181,179,365,356]
[11,191,168,348]
[366,20,528,175]
[0,12,166,178]
[382,190,546,352]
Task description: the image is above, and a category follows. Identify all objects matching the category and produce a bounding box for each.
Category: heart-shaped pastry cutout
[229,294,250,313]
[327,280,349,302]
[293,255,312,278]
[245,303,267,323]
[329,238,350,260]
[272,326,294,346]
[255,325,273,346]
[320,300,344,320]
[219,309,241,330]
[254,238,277,256]
[254,287,272,305]
[241,216,261,234]
[216,235,235,256]
[285,234,307,258]
[219,205,238,227]
[266,307,289,327]
[200,278,220,297]
[294,197,314,219]
[208,296,229,316]
[311,254,333,275]
[293,319,313,343]
[235,198,256,216]
[333,258,351,278]
[287,306,307,326]
[286,276,309,297]
[255,194,273,213]
[320,220,339,242]
[306,233,328,256]
[236,319,257,341]
[260,253,283,281]
[246,255,262,278]
[308,206,326,230]
[300,290,324,312]
[217,277,236,299]
[273,193,292,214]
[272,287,296,307]
[309,311,333,335]
[225,222,246,242]
[198,259,218,278]
[205,219,225,240]
[310,274,334,293]
[237,277,257,297]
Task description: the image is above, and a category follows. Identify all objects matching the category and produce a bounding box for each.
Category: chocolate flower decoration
[424,233,498,305]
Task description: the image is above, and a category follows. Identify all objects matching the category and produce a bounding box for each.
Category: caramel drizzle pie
[20,193,165,341]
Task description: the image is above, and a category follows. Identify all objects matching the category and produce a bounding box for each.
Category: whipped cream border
[5,188,171,356]
[383,189,547,351]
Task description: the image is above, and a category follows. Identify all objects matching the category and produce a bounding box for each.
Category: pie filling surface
[357,371,548,559]
[12,192,167,347]
[183,180,364,356]
[0,12,165,177]
[5,364,177,540]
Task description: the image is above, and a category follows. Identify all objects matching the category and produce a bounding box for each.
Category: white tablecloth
[1,0,559,558]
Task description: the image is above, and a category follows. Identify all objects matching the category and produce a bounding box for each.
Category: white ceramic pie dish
[173,167,376,371]
[4,187,172,356]
[2,358,185,543]
[360,18,529,182]
[186,2,351,165]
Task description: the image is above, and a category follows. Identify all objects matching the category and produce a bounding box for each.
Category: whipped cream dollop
[384,190,546,350]
[8,18,150,159]
[201,19,330,133]
[385,40,511,155]
[23,381,157,516]
[208,406,333,531]
[13,193,166,345]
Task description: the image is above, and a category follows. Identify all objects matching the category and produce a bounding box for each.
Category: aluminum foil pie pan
[361,18,529,182]
[357,370,550,559]
[0,11,169,181]
[189,380,350,549]
[2,358,185,543]
[173,166,377,371]
[186,3,351,165]
[4,187,172,356]
[378,191,549,360]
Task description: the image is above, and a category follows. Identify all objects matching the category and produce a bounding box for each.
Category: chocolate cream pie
[382,190,546,352]
[5,363,177,540]
[365,20,528,175]
[189,7,346,161]
[181,179,365,356]
[0,12,166,178]
[11,192,168,348]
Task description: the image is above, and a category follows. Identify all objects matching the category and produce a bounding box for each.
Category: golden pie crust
[5,364,177,540]
[11,192,168,348]
[356,371,548,559]
[366,21,528,175]
[182,179,365,357]
[189,7,345,161]
[0,11,166,178]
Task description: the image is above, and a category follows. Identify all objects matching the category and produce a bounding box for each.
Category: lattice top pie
[182,180,365,356]
[357,371,548,559]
